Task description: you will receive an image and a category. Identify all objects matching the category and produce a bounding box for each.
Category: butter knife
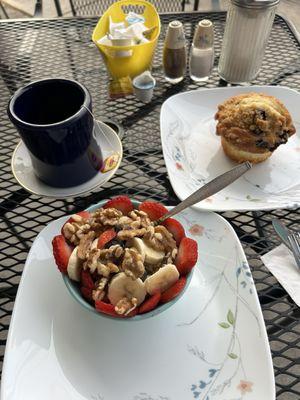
[272,219,292,251]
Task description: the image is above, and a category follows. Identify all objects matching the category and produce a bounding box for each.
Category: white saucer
[11,120,122,198]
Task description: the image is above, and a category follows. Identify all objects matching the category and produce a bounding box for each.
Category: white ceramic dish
[11,120,122,198]
[161,86,300,211]
[1,205,275,400]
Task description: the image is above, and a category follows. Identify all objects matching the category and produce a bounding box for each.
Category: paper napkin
[261,244,300,307]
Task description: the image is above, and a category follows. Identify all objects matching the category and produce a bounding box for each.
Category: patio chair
[55,0,188,16]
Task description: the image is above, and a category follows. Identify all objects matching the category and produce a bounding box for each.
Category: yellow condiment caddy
[92,0,161,79]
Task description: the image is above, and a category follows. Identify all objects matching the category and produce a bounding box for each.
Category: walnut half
[121,248,145,279]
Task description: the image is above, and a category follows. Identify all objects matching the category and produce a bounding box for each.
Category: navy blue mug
[8,78,103,188]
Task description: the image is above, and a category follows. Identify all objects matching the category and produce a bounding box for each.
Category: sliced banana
[130,237,165,265]
[145,264,179,295]
[108,272,146,306]
[67,246,83,282]
[91,238,98,250]
[128,237,145,261]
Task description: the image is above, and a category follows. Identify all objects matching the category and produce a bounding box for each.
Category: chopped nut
[154,226,176,252]
[100,244,124,260]
[115,296,138,315]
[92,277,108,301]
[154,232,163,241]
[98,263,111,277]
[117,227,146,240]
[64,222,75,233]
[92,290,105,301]
[172,248,178,259]
[90,207,122,228]
[107,262,119,274]
[119,216,132,226]
[121,248,145,279]
[128,210,138,220]
[71,214,83,223]
[144,225,155,239]
[62,219,91,246]
[77,231,95,259]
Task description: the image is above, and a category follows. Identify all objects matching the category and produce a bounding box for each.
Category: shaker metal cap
[169,20,183,29]
[193,19,214,49]
[232,0,279,8]
[165,20,185,50]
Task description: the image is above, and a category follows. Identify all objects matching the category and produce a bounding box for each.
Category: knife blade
[272,219,292,251]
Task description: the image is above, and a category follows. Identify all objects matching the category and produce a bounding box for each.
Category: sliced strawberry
[160,276,187,304]
[138,292,161,314]
[81,286,93,302]
[139,201,168,221]
[103,195,134,215]
[73,210,90,220]
[95,300,118,316]
[61,210,90,235]
[52,235,73,273]
[175,237,198,275]
[81,270,94,289]
[95,300,138,318]
[163,218,186,246]
[97,229,117,249]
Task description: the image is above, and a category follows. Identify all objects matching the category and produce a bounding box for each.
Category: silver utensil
[156,161,252,224]
[272,219,292,251]
[287,232,300,270]
[272,219,300,270]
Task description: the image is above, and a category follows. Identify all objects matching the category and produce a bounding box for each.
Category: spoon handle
[157,161,252,224]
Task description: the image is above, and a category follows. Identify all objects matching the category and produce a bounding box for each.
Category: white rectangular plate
[1,205,275,400]
[160,86,300,211]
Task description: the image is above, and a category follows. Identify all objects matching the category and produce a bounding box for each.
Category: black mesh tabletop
[0,11,299,399]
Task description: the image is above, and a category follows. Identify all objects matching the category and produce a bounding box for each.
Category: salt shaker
[189,19,214,82]
[163,20,187,84]
[218,0,279,83]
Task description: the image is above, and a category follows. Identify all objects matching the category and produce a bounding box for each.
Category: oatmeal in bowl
[52,196,198,319]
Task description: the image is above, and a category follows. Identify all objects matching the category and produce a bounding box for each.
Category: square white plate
[160,86,300,211]
[1,204,275,400]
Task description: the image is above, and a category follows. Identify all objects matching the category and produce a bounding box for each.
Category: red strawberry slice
[52,235,73,273]
[139,201,168,221]
[97,229,117,249]
[61,210,90,236]
[95,300,138,318]
[163,218,186,246]
[81,270,94,289]
[103,195,134,215]
[138,292,161,314]
[175,237,198,275]
[160,276,187,303]
[73,210,90,221]
[95,300,118,316]
[81,286,93,302]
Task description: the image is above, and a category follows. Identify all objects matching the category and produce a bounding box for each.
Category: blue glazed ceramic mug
[8,78,103,188]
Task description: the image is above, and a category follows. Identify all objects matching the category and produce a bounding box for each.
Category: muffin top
[215,93,296,153]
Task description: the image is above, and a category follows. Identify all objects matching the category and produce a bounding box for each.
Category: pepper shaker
[189,19,214,82]
[163,20,187,84]
[218,0,279,83]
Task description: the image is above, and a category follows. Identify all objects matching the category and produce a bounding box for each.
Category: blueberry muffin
[215,93,296,163]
